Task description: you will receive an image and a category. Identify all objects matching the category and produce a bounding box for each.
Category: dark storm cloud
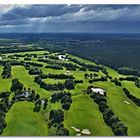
[0,5,140,33]
[0,5,81,20]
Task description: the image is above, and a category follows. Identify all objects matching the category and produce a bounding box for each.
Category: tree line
[38,58,79,71]
[0,91,11,134]
[87,86,128,136]
[119,76,140,88]
[50,91,72,111]
[10,78,48,112]
[123,88,140,106]
[67,56,106,72]
[34,76,78,91]
[48,109,69,136]
[1,62,12,79]
[118,67,140,77]
[39,73,75,80]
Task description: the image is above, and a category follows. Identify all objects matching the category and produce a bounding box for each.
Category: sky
[0,5,140,33]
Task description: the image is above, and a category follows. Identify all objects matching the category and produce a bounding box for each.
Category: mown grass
[0,66,12,91]
[12,66,52,98]
[0,50,140,136]
[93,81,140,136]
[2,102,48,136]
[64,95,113,136]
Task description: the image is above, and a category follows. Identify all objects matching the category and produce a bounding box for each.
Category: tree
[56,127,69,136]
[99,101,108,113]
[43,98,48,110]
[10,78,23,92]
[34,93,40,101]
[49,109,64,125]
[64,80,75,90]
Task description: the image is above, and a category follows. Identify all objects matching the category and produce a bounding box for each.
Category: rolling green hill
[0,50,140,136]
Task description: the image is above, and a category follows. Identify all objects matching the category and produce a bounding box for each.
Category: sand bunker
[81,129,91,135]
[64,71,71,75]
[71,126,80,132]
[91,88,105,95]
[124,100,130,105]
[76,133,81,136]
[58,55,68,61]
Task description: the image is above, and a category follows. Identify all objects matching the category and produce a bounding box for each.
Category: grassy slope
[2,102,48,136]
[12,66,51,98]
[64,95,113,136]
[0,67,12,91]
[93,81,140,136]
[121,81,140,98]
[0,50,140,136]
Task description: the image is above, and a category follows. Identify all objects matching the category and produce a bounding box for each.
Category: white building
[91,88,105,95]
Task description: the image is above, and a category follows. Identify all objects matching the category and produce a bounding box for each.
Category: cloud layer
[0,5,140,33]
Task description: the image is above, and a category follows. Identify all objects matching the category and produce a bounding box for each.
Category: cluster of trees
[47,55,59,60]
[14,53,37,58]
[102,68,109,76]
[1,62,12,79]
[10,78,23,92]
[24,57,31,61]
[0,47,42,54]
[84,73,98,79]
[0,111,7,134]
[25,53,37,58]
[68,56,105,72]
[89,76,107,83]
[118,67,140,77]
[45,65,63,70]
[119,76,138,81]
[0,91,11,134]
[135,80,140,88]
[48,109,69,136]
[38,58,79,71]
[7,55,18,60]
[25,62,43,67]
[111,78,122,86]
[50,92,72,110]
[79,66,87,71]
[123,88,140,106]
[119,76,140,88]
[10,78,48,112]
[0,109,7,134]
[87,86,128,136]
[33,96,48,112]
[64,79,75,90]
[9,60,24,66]
[0,60,25,67]
[63,63,78,71]
[74,80,83,84]
[28,67,42,75]
[38,58,52,64]
[40,73,75,80]
[35,76,77,91]
[13,54,26,57]
[34,76,65,91]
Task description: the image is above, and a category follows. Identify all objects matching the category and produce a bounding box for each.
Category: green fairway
[121,81,140,98]
[64,95,113,136]
[93,81,140,136]
[12,66,52,98]
[0,67,12,91]
[0,50,140,136]
[2,102,48,136]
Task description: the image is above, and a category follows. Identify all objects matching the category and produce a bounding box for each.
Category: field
[2,102,48,136]
[0,50,140,136]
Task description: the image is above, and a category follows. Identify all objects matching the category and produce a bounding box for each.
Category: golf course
[0,50,140,136]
